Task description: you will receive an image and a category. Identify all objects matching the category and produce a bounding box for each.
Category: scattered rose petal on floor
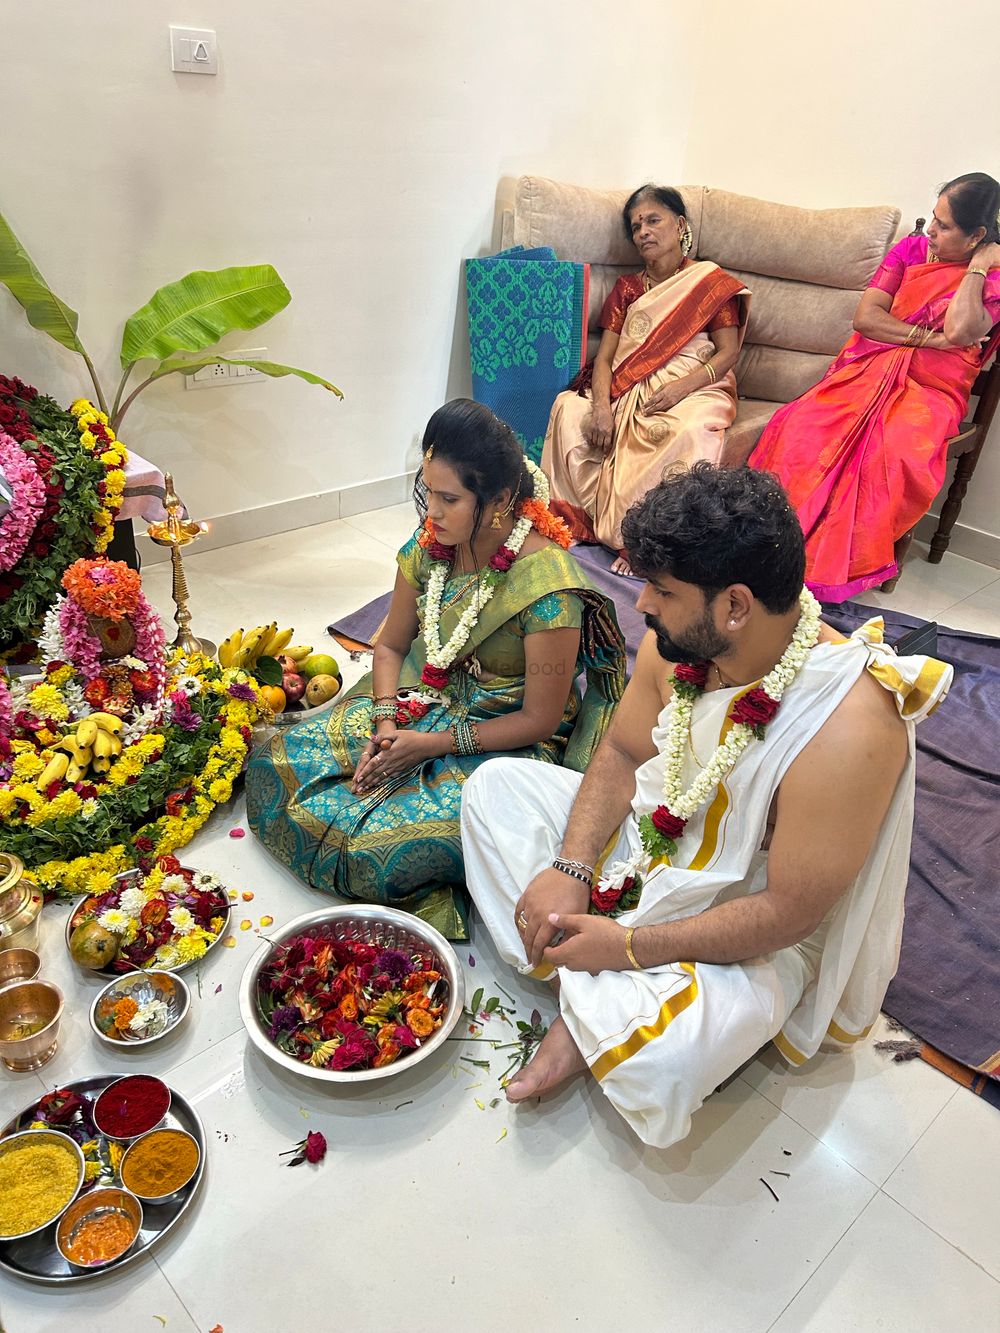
[209,1326,224,1333]
[240,919,252,931]
[241,891,254,901]
[260,915,274,927]
[228,890,238,900]
[214,984,222,994]
[229,828,246,839]
[222,936,237,948]
[467,953,476,967]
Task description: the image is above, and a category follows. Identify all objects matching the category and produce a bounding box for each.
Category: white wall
[680,0,1000,556]
[1,0,687,532]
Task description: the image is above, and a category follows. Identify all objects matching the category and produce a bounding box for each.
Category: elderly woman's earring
[680,223,693,256]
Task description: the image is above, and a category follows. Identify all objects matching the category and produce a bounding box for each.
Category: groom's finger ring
[517,912,528,930]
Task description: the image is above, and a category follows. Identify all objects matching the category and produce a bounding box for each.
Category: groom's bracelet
[552,857,594,885]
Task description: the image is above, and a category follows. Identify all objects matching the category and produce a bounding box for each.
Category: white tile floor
[3,506,999,1333]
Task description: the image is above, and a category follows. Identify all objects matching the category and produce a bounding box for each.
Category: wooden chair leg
[880,527,916,592]
[929,439,982,564]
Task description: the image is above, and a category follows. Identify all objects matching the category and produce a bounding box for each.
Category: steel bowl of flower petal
[90,970,191,1048]
[238,906,466,1083]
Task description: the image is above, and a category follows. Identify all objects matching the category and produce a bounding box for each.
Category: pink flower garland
[0,432,46,574]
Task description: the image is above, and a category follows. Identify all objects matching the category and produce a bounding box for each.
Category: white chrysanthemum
[97,908,130,934]
[168,906,196,935]
[129,999,169,1035]
[159,874,188,895]
[193,871,221,890]
[173,674,202,697]
[154,944,181,970]
[80,798,100,820]
[118,887,147,919]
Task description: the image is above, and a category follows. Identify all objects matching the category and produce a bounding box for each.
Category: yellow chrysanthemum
[26,684,70,722]
[0,790,17,818]
[11,751,45,781]
[47,665,74,688]
[175,935,208,963]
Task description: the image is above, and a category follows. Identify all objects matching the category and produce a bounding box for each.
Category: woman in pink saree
[751,172,1000,601]
[543,185,749,576]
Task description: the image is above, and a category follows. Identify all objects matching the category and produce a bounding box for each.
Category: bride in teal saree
[246,401,625,938]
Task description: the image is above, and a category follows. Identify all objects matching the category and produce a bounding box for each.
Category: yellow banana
[93,730,113,760]
[57,737,92,767]
[108,735,122,758]
[89,713,123,735]
[262,626,294,658]
[90,756,110,775]
[76,717,99,749]
[285,644,313,663]
[65,760,88,784]
[234,623,273,669]
[218,629,244,669]
[37,752,70,787]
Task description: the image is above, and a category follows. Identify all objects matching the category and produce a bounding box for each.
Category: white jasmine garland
[421,460,548,687]
[661,587,821,821]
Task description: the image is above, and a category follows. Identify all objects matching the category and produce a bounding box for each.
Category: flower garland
[69,400,127,552]
[0,379,128,654]
[0,651,266,899]
[589,588,822,915]
[636,587,822,864]
[0,432,47,573]
[416,458,572,696]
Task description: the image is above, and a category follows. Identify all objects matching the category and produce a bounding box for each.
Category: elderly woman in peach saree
[543,185,749,576]
[751,172,1000,601]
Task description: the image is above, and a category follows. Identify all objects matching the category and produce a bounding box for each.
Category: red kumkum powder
[94,1075,170,1138]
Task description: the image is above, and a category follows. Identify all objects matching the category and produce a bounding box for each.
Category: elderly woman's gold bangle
[966,266,988,279]
[704,362,717,385]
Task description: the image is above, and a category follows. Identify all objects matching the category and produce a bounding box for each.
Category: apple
[282,671,307,703]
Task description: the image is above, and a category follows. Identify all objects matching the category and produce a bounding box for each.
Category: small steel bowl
[55,1186,143,1269]
[238,905,465,1084]
[90,970,190,1048]
[93,1075,172,1143]
[120,1127,201,1204]
[0,947,41,989]
[0,1128,85,1240]
[0,979,63,1070]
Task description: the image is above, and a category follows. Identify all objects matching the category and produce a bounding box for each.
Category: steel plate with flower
[238,906,465,1083]
[90,970,190,1047]
[65,862,231,975]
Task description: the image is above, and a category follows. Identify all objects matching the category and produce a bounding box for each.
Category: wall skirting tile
[136,473,416,565]
[915,514,1000,570]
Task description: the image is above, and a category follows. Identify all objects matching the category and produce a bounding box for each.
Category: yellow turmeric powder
[121,1129,199,1198]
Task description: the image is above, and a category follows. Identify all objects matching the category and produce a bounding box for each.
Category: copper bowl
[55,1186,143,1269]
[0,979,63,1070]
[0,948,41,989]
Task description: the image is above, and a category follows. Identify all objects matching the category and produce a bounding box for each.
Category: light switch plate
[170,26,218,76]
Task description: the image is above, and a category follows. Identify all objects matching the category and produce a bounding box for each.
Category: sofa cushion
[736,345,833,405]
[722,400,783,467]
[698,189,900,290]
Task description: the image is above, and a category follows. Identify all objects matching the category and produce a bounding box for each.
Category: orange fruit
[259,684,287,714]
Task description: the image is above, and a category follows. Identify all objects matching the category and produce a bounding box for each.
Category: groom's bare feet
[610,555,634,578]
[506,1016,586,1102]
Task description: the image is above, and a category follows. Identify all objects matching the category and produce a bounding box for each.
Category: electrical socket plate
[186,350,267,390]
[170,27,218,76]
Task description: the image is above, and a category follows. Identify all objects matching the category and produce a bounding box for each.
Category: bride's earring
[491,510,502,530]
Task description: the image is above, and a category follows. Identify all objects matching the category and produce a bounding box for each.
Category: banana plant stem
[112,372,157,432]
[81,351,109,416]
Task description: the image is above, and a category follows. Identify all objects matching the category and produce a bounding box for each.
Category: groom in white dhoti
[461,463,952,1148]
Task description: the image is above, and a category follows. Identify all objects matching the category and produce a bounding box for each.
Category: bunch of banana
[218,623,300,670]
[36,712,124,788]
[283,643,312,663]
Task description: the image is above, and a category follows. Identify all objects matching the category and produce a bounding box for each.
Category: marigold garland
[0,379,130,654]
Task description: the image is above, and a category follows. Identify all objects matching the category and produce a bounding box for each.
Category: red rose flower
[729,688,780,728]
[488,545,516,573]
[45,659,69,675]
[157,854,182,873]
[650,805,687,841]
[673,661,710,687]
[427,541,455,563]
[420,664,450,690]
[83,678,111,707]
[590,884,624,913]
[303,1131,327,1163]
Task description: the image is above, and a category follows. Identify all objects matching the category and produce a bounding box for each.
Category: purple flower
[267,1005,300,1039]
[374,949,412,983]
[168,690,202,732]
[227,682,258,702]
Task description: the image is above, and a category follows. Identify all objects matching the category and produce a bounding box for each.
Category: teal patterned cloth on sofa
[466,246,588,462]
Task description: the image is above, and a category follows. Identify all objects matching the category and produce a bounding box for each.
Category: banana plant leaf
[0,209,87,355]
[120,265,292,367]
[151,355,342,396]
